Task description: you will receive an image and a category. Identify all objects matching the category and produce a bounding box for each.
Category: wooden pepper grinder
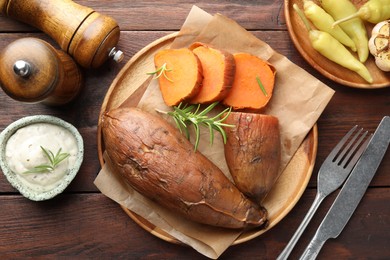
[0,37,83,105]
[0,0,124,68]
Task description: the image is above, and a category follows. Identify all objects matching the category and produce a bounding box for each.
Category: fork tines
[331,126,371,170]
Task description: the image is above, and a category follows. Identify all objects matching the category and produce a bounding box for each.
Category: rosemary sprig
[161,102,234,151]
[256,75,268,96]
[23,146,70,174]
[147,63,173,82]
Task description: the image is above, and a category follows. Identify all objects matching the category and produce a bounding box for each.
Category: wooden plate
[284,0,390,89]
[97,32,318,245]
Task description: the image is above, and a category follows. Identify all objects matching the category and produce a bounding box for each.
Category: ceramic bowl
[0,115,84,201]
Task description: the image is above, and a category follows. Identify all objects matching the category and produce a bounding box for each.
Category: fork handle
[277,193,324,260]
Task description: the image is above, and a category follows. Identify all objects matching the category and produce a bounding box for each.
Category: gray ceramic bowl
[0,115,84,201]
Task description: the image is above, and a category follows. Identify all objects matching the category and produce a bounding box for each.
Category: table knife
[300,116,390,260]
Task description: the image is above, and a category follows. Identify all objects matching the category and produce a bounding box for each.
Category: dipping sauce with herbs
[5,123,78,193]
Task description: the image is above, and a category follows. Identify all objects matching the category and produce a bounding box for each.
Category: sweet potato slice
[102,107,268,229]
[154,48,203,106]
[224,112,281,204]
[189,43,235,104]
[223,53,276,110]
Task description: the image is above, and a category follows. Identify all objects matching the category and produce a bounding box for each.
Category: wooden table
[0,1,389,259]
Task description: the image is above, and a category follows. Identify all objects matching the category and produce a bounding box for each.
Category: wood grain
[1,0,121,68]
[0,0,286,32]
[0,0,389,259]
[0,190,388,259]
[0,37,83,105]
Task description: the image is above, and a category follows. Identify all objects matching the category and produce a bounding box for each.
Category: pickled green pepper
[294,4,373,83]
[303,0,356,51]
[321,0,369,63]
[333,0,390,25]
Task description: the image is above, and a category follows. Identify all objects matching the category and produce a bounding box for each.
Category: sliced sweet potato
[223,53,276,110]
[154,48,203,106]
[223,112,281,204]
[102,107,268,229]
[188,43,235,104]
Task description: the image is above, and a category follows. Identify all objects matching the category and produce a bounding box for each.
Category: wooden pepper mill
[0,0,124,68]
[0,37,83,105]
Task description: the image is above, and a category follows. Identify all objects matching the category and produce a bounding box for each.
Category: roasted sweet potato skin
[224,112,281,204]
[102,107,267,229]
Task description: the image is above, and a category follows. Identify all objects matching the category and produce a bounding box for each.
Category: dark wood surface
[0,1,389,259]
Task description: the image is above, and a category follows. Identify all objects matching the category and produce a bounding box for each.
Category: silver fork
[277,125,370,260]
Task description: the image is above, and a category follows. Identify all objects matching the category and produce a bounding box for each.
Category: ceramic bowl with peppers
[0,115,84,201]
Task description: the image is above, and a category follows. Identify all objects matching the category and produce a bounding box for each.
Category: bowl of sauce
[0,115,84,201]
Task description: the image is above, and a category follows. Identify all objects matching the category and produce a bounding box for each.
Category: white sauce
[5,123,78,193]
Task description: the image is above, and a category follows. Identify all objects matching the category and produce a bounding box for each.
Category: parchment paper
[94,5,335,259]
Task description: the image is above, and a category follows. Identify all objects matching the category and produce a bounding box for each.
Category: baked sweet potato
[224,112,281,204]
[189,42,235,104]
[102,107,268,229]
[153,48,203,106]
[223,53,276,110]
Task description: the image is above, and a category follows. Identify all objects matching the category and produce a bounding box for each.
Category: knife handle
[299,235,327,260]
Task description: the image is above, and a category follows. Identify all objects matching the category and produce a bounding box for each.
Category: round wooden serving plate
[285,0,390,89]
[97,32,318,245]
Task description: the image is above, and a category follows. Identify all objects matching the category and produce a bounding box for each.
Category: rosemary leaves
[147,62,173,82]
[256,75,268,96]
[161,102,234,151]
[24,146,70,174]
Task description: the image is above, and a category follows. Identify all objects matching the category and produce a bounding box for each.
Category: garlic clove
[369,20,390,72]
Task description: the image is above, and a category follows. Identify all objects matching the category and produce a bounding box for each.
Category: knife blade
[300,116,390,260]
